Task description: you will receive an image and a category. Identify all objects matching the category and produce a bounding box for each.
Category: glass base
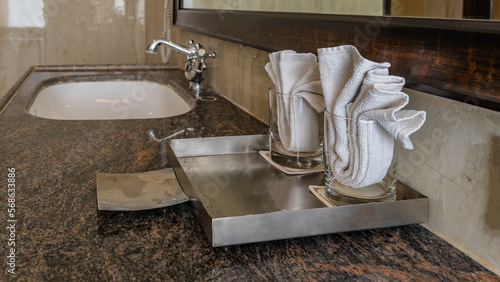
[322,112,399,206]
[325,180,396,206]
[268,88,324,170]
[270,141,323,169]
[324,159,397,206]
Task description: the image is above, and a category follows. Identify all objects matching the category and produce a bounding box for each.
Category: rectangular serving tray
[167,135,429,247]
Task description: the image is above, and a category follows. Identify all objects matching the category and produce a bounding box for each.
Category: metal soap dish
[167,135,429,247]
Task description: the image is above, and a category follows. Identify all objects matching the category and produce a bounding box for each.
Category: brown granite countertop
[0,65,498,281]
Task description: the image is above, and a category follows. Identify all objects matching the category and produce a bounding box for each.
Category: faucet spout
[146,39,196,56]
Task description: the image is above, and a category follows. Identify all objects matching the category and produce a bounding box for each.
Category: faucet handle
[181,40,216,93]
[184,40,216,62]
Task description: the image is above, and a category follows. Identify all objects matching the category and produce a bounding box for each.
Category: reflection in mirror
[392,0,500,20]
[182,0,500,20]
[392,0,463,18]
[182,0,385,16]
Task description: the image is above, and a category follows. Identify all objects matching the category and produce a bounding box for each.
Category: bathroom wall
[169,29,500,274]
[399,89,500,274]
[0,0,147,100]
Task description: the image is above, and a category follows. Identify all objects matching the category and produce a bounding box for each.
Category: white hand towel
[292,66,325,113]
[349,77,426,187]
[349,120,394,188]
[319,46,426,188]
[350,70,426,148]
[265,50,325,152]
[318,45,390,115]
[318,45,390,181]
[335,71,403,187]
[266,50,295,94]
[360,108,426,150]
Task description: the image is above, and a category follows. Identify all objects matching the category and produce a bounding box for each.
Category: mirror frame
[173,0,500,111]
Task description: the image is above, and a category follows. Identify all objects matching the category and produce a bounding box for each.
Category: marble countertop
[0,65,497,280]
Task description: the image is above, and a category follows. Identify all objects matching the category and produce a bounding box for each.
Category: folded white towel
[360,107,426,150]
[348,119,394,188]
[266,50,295,94]
[319,46,390,184]
[265,50,325,152]
[333,71,402,187]
[319,45,426,188]
[318,45,390,116]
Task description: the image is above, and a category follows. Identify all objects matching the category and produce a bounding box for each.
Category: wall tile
[399,88,500,273]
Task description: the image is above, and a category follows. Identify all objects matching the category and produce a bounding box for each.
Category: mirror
[182,0,500,20]
[391,0,500,19]
[182,0,386,16]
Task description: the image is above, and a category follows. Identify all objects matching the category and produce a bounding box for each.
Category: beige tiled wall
[400,89,500,274]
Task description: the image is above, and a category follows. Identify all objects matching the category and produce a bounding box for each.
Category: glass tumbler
[268,87,323,169]
[324,112,398,205]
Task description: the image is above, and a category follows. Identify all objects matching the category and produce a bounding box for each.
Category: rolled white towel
[336,71,404,187]
[319,45,425,188]
[353,70,426,150]
[265,50,325,152]
[318,45,390,179]
[360,108,426,150]
[318,45,390,116]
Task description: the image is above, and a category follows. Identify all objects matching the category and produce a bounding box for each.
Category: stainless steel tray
[167,135,428,247]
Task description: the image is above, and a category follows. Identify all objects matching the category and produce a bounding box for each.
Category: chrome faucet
[146,39,216,93]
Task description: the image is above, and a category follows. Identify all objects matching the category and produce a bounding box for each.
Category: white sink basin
[28,80,193,120]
